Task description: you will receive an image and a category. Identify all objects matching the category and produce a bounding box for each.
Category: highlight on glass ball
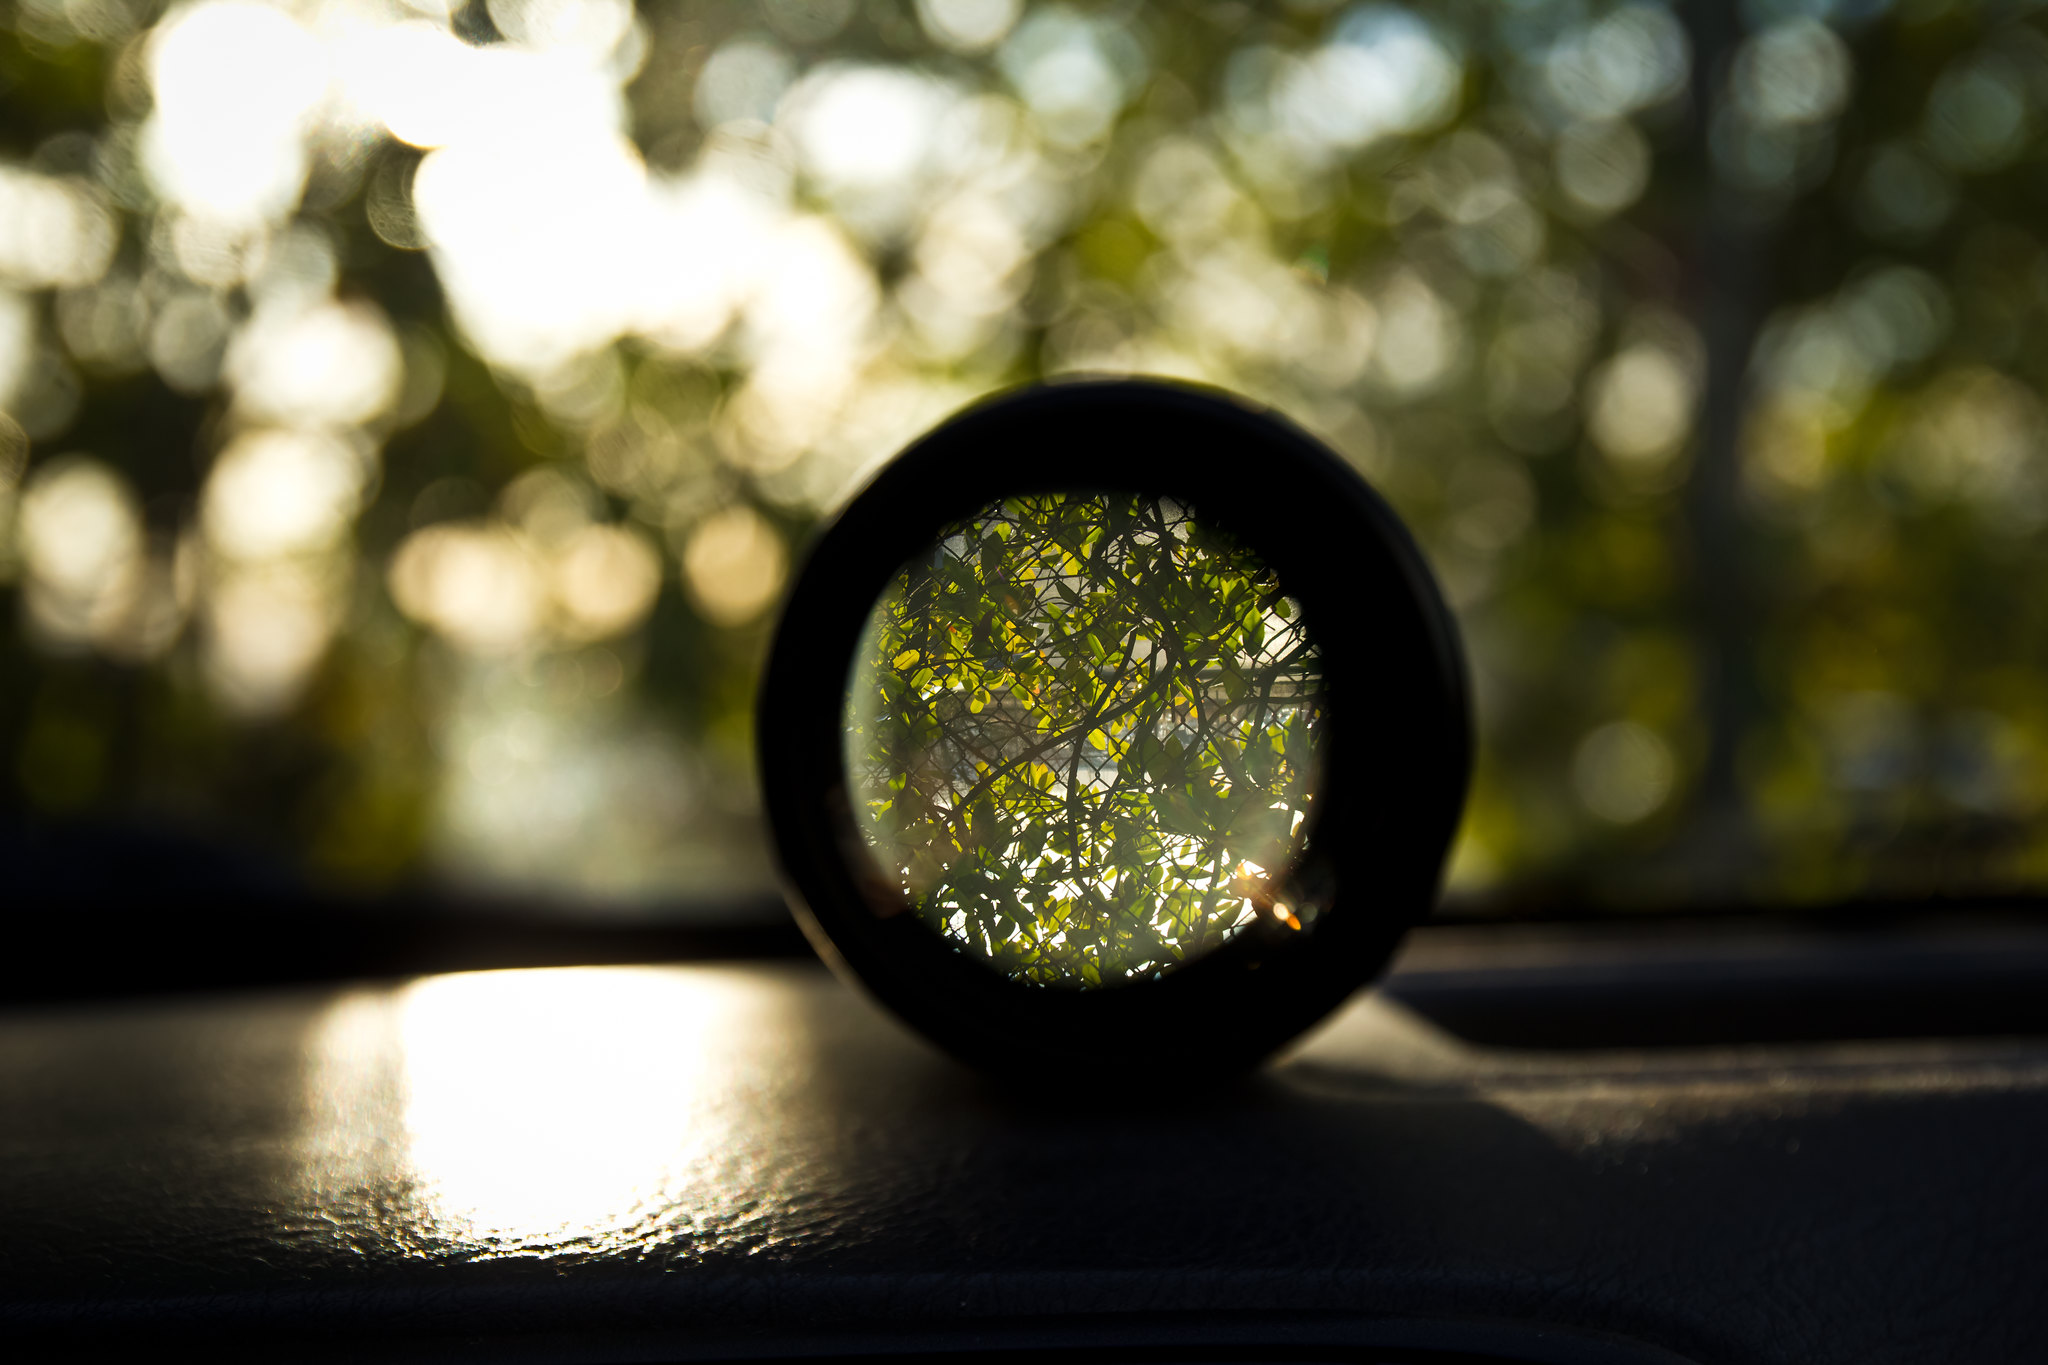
[842,492,1328,989]
[759,380,1469,1077]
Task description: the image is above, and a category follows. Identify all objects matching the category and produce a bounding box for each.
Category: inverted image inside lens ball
[842,492,1328,989]
[759,380,1469,1078]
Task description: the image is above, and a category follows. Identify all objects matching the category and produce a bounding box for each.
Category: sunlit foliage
[845,494,1322,985]
[4,0,2048,911]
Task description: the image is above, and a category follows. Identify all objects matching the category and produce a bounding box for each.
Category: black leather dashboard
[2,930,2043,1363]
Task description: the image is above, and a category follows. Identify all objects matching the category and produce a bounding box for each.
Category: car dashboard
[3,922,2043,1364]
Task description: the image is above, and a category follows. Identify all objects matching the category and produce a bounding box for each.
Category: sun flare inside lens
[843,493,1328,988]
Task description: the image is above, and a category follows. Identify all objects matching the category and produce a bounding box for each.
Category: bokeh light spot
[1573,721,1675,825]
[682,505,787,627]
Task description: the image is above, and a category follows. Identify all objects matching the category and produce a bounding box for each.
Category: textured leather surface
[0,958,2043,1362]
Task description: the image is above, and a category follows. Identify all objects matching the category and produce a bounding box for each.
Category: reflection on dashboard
[299,967,802,1258]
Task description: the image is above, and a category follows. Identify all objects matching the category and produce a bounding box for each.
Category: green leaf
[1156,790,1209,839]
[849,490,1323,990]
[1159,733,1186,781]
[1245,737,1277,787]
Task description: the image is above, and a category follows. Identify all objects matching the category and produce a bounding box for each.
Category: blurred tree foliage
[3,0,2048,912]
[845,493,1322,985]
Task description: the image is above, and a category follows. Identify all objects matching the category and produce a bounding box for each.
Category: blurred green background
[3,0,2047,917]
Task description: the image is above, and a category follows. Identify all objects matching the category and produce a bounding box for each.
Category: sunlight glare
[17,456,141,650]
[783,64,951,198]
[394,968,748,1252]
[229,298,403,428]
[634,171,786,354]
[342,23,620,151]
[336,21,494,150]
[0,168,117,289]
[297,968,784,1258]
[203,560,339,713]
[997,6,1138,148]
[917,0,1021,54]
[414,131,649,373]
[551,523,663,642]
[389,521,544,654]
[201,428,370,561]
[145,1,332,225]
[487,0,633,56]
[681,504,787,627]
[1276,5,1462,156]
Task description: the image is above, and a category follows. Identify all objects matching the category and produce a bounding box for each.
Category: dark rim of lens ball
[758,378,1471,1079]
